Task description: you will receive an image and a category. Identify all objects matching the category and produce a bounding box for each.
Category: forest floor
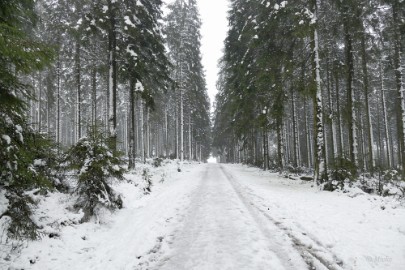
[4,162,405,270]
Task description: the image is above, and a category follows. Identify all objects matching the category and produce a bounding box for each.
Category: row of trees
[26,0,211,165]
[213,0,405,184]
[0,0,210,240]
[0,0,55,239]
[164,0,211,163]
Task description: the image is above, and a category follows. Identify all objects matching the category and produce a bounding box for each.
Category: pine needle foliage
[66,126,124,222]
[0,0,54,240]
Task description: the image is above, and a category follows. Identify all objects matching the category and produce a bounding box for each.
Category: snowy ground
[3,162,405,270]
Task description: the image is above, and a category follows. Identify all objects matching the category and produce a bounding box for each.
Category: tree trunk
[392,5,405,175]
[108,0,117,150]
[75,41,81,142]
[312,0,327,183]
[91,66,97,127]
[361,33,375,173]
[376,94,384,167]
[140,99,145,163]
[277,118,284,170]
[146,107,150,158]
[334,70,344,160]
[165,108,169,157]
[46,71,51,136]
[304,99,312,167]
[344,20,358,171]
[38,73,42,133]
[291,89,298,168]
[128,79,136,170]
[326,60,337,164]
[380,60,392,168]
[180,89,184,162]
[175,102,179,159]
[56,52,61,151]
[189,114,192,160]
[263,126,268,170]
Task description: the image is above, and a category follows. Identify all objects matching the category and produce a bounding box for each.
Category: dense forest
[213,0,405,185]
[0,0,210,240]
[1,1,405,268]
[1,0,405,244]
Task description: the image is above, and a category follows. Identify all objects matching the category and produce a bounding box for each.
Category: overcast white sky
[197,0,229,110]
[164,0,229,111]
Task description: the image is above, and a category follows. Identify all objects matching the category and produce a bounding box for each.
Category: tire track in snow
[154,164,307,270]
[131,167,210,270]
[219,165,346,270]
[134,168,210,270]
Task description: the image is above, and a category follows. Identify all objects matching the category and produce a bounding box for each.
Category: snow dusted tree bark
[179,37,184,162]
[380,59,392,168]
[392,5,405,175]
[312,0,327,184]
[165,108,169,157]
[107,0,118,150]
[140,98,145,163]
[359,114,367,172]
[46,72,51,135]
[38,73,43,133]
[180,87,184,162]
[199,144,202,162]
[331,113,338,160]
[175,102,179,159]
[276,118,284,170]
[263,125,269,171]
[136,102,139,157]
[361,33,375,173]
[91,66,97,126]
[56,52,61,150]
[344,14,358,171]
[189,113,192,160]
[30,79,35,129]
[194,138,198,160]
[284,123,289,164]
[327,64,338,162]
[123,104,128,154]
[334,71,344,160]
[291,89,299,168]
[304,98,312,167]
[104,80,108,135]
[376,95,384,166]
[324,61,332,165]
[396,52,405,174]
[146,107,150,158]
[128,79,135,170]
[75,41,81,142]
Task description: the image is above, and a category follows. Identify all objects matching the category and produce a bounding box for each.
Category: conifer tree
[0,0,54,239]
[165,0,211,162]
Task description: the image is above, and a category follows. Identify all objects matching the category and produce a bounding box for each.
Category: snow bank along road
[10,163,405,270]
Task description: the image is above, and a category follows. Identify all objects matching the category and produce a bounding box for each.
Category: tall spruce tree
[213,0,405,187]
[122,0,172,169]
[0,0,54,239]
[165,0,211,162]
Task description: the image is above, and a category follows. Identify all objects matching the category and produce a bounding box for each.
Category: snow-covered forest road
[10,163,405,270]
[158,164,308,270]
